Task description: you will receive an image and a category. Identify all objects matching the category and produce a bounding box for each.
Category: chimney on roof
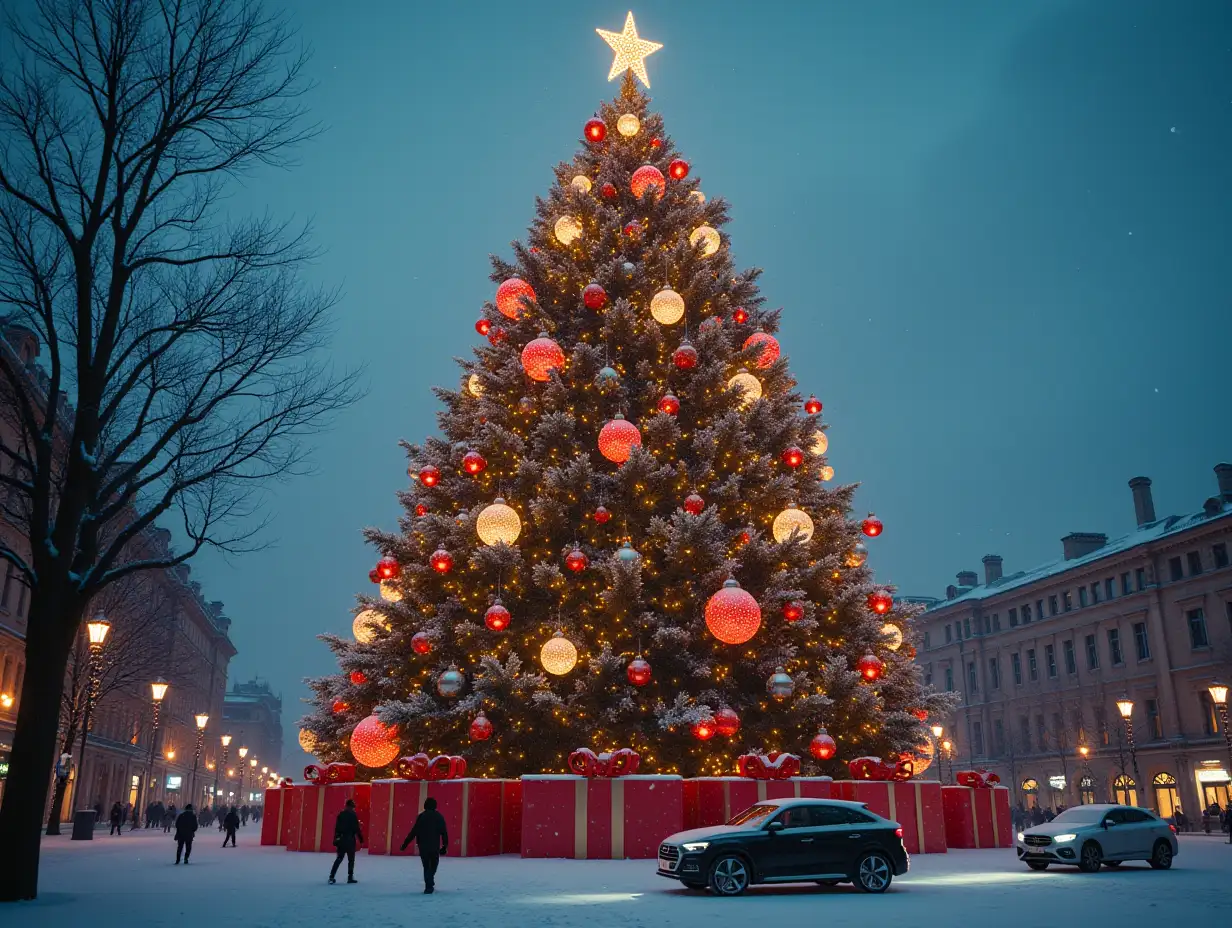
[1215,463,1232,502]
[1129,476,1155,526]
[1062,532,1108,560]
[956,570,978,588]
[982,555,1003,585]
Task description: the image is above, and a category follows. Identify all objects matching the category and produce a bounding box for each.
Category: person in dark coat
[240,803,249,826]
[400,797,448,893]
[328,798,364,884]
[109,802,123,835]
[174,803,199,864]
[222,806,240,847]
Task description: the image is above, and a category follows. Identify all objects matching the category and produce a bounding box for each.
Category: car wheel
[1102,861,1122,869]
[681,880,707,891]
[708,854,751,896]
[1026,860,1049,871]
[854,851,893,893]
[1148,840,1173,870]
[1078,841,1103,873]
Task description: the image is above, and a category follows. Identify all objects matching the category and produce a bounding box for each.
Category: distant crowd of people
[1011,800,1229,834]
[97,799,262,839]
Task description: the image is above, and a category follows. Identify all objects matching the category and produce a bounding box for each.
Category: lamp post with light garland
[132,679,169,829]
[214,735,231,810]
[190,714,209,808]
[76,615,112,810]
[1115,696,1150,811]
[1208,682,1230,843]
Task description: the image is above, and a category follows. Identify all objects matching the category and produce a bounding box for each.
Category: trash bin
[71,809,97,840]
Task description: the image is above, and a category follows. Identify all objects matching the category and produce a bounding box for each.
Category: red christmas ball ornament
[626,655,652,687]
[913,708,929,722]
[692,717,716,741]
[351,715,400,768]
[857,653,885,682]
[683,493,705,515]
[469,712,494,741]
[867,590,893,615]
[368,568,380,584]
[862,513,884,537]
[584,117,607,143]
[714,707,741,737]
[598,414,642,464]
[592,505,612,525]
[582,282,607,309]
[487,326,507,345]
[623,220,643,239]
[484,600,511,632]
[349,670,367,686]
[650,136,662,149]
[462,450,487,475]
[565,545,589,573]
[743,331,781,369]
[781,445,805,468]
[704,577,762,645]
[657,393,680,415]
[782,600,805,622]
[600,182,617,199]
[672,340,698,370]
[804,395,823,415]
[411,632,433,655]
[429,549,453,574]
[415,503,428,517]
[737,529,751,545]
[732,306,749,324]
[376,556,400,581]
[418,465,440,487]
[331,699,349,714]
[668,158,690,180]
[810,729,838,761]
[495,277,536,320]
[630,164,666,200]
[475,318,491,336]
[521,332,565,382]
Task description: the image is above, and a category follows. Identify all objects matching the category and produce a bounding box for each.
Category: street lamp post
[1207,682,1230,844]
[941,739,954,785]
[133,678,169,829]
[930,725,945,782]
[77,614,112,813]
[248,758,258,806]
[215,735,231,809]
[191,713,209,808]
[1116,696,1150,811]
[238,746,249,806]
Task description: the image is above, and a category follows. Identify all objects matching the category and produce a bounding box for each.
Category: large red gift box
[834,780,946,854]
[260,786,294,846]
[683,777,833,829]
[941,784,1012,849]
[521,775,683,859]
[285,782,371,852]
[367,778,521,857]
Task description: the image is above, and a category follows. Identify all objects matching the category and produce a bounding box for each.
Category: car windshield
[1052,807,1107,824]
[726,803,780,826]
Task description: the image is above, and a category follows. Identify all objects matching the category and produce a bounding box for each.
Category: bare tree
[0,0,358,899]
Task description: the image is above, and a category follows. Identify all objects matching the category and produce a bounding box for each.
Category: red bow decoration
[304,762,357,783]
[847,755,913,782]
[956,768,1001,789]
[279,778,294,788]
[394,753,468,781]
[736,752,802,780]
[567,747,641,778]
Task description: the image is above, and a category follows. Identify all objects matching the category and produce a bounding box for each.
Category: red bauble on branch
[732,306,749,324]
[331,699,349,714]
[623,220,643,239]
[781,445,804,468]
[668,158,689,180]
[351,715,400,768]
[349,671,367,686]
[809,729,837,761]
[857,653,885,682]
[691,717,716,741]
[475,318,491,336]
[495,277,536,320]
[418,465,440,487]
[743,331,780,369]
[714,707,741,737]
[705,578,762,645]
[683,493,705,515]
[565,545,589,573]
[862,513,884,537]
[415,504,428,517]
[462,450,487,475]
[650,136,662,149]
[626,655,652,686]
[521,333,565,382]
[582,282,608,309]
[469,712,493,742]
[368,568,380,584]
[411,632,433,655]
[782,600,805,622]
[584,117,606,143]
[601,182,617,199]
[658,393,680,415]
[376,556,400,580]
[592,505,612,525]
[804,395,822,415]
[672,340,698,370]
[598,414,642,463]
[630,164,666,200]
[429,549,454,573]
[487,326,507,345]
[913,708,929,722]
[484,600,511,631]
[867,591,893,615]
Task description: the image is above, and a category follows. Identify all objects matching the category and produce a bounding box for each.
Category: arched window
[1022,778,1039,809]
[1079,775,1097,805]
[1153,772,1180,820]
[1113,774,1137,807]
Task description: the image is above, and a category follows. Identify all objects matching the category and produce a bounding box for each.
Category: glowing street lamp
[190,713,209,806]
[215,735,232,807]
[1114,696,1149,811]
[77,614,113,807]
[132,677,170,830]
[1208,682,1230,844]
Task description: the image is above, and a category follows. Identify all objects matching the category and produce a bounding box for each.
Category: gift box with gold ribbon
[833,780,947,854]
[941,783,1012,849]
[683,777,834,829]
[285,781,371,853]
[260,784,295,846]
[520,774,684,859]
[367,778,522,857]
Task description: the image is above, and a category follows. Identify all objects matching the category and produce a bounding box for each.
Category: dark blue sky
[182,1,1230,766]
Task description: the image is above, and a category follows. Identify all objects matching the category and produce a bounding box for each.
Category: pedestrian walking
[240,804,249,826]
[400,797,449,894]
[328,798,364,885]
[222,806,240,847]
[109,801,123,836]
[163,803,177,833]
[175,803,198,864]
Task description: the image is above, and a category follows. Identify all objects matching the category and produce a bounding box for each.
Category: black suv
[658,798,909,895]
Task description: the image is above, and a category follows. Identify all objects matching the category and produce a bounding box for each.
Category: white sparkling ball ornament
[617,113,640,137]
[476,498,522,546]
[353,609,387,644]
[689,190,706,204]
[728,369,762,408]
[467,374,484,396]
[379,580,403,603]
[554,216,583,245]
[650,288,685,326]
[540,632,578,676]
[881,622,904,651]
[690,225,721,256]
[570,174,592,193]
[810,429,829,456]
[772,504,815,543]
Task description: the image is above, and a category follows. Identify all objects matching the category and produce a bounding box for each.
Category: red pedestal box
[834,780,946,854]
[286,782,371,852]
[941,785,1012,849]
[367,779,521,857]
[683,777,833,829]
[280,785,305,847]
[521,775,684,859]
[260,787,294,846]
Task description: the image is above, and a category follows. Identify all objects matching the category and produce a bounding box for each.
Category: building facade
[916,467,1232,820]
[222,678,283,800]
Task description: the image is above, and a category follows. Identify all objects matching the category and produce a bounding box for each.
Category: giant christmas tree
[302,20,952,779]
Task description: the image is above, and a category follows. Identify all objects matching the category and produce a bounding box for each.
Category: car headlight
[1053,833,1077,842]
[682,841,710,852]
[1017,832,1025,842]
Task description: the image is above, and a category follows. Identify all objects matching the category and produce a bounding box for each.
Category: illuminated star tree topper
[597,11,663,88]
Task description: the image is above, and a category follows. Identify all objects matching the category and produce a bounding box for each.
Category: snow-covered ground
[7,828,1230,927]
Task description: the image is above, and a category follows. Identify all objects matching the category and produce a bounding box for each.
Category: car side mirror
[1102,819,1111,829]
[767,821,784,834]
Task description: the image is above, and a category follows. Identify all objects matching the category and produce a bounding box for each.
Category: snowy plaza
[5,829,1230,927]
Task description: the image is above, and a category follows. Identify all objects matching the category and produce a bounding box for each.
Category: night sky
[171,1,1230,768]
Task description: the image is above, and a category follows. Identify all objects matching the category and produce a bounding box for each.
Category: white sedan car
[1016,804,1178,872]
